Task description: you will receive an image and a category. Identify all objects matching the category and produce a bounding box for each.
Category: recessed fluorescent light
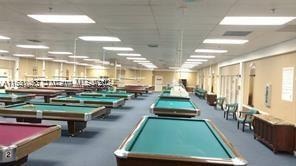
[27,15,95,23]
[102,61,110,65]
[92,65,105,69]
[0,35,10,40]
[52,59,68,63]
[178,69,192,72]
[79,36,120,42]
[36,57,53,60]
[169,67,180,70]
[195,49,227,53]
[190,55,215,58]
[184,61,202,64]
[68,55,88,59]
[126,57,146,60]
[117,53,141,57]
[220,16,296,25]
[17,44,49,49]
[83,58,100,62]
[0,49,9,53]
[13,54,35,57]
[187,59,208,62]
[48,51,72,55]
[66,61,79,64]
[103,47,133,51]
[203,39,248,44]
[134,60,150,63]
[78,63,92,66]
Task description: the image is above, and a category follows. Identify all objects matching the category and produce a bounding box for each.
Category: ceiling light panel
[103,47,133,51]
[195,49,227,53]
[126,57,146,60]
[52,59,68,63]
[36,57,53,60]
[79,36,120,42]
[187,59,208,62]
[184,61,202,64]
[0,49,9,53]
[203,39,248,44]
[220,17,296,25]
[117,53,141,57]
[13,54,35,57]
[17,45,49,49]
[134,60,150,63]
[68,55,88,59]
[190,55,215,58]
[27,15,95,23]
[0,35,10,40]
[48,51,72,55]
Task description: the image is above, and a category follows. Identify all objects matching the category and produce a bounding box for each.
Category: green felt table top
[54,96,121,102]
[155,98,196,110]
[0,93,32,98]
[126,117,234,159]
[8,103,95,113]
[100,92,132,96]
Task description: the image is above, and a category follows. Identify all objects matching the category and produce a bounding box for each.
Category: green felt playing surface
[128,117,234,159]
[0,93,30,98]
[56,96,120,102]
[10,104,95,113]
[155,98,196,110]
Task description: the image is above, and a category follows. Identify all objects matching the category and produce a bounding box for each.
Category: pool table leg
[44,96,50,103]
[67,121,87,136]
[16,117,42,123]
[66,92,76,96]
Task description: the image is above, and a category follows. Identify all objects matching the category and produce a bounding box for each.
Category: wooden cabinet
[206,93,217,106]
[253,114,295,154]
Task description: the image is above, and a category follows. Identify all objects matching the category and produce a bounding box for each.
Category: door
[154,75,163,92]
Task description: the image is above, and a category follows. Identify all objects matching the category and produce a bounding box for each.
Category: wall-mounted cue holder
[265,84,272,108]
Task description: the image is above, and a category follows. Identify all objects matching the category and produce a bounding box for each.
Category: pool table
[81,92,134,100]
[0,103,110,136]
[151,97,200,118]
[0,93,35,106]
[50,96,125,108]
[5,89,64,103]
[123,85,147,97]
[38,87,84,96]
[159,91,190,99]
[0,122,61,165]
[114,116,247,166]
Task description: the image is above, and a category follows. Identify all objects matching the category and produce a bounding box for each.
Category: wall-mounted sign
[281,67,294,102]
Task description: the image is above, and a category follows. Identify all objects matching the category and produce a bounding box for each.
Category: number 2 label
[6,151,11,158]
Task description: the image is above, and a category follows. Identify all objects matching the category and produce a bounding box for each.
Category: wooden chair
[237,108,258,132]
[215,97,225,110]
[223,103,238,120]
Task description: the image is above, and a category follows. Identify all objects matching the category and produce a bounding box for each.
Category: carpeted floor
[1,93,295,166]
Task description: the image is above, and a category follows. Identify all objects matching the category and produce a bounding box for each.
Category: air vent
[27,39,42,43]
[223,31,252,37]
[148,44,158,48]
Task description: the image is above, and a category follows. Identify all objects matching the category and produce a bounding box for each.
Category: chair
[237,108,258,132]
[223,103,238,120]
[215,97,225,110]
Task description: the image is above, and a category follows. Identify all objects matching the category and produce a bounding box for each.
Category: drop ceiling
[0,0,295,69]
